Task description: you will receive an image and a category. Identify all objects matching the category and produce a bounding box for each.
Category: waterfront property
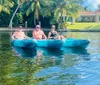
[77,11,100,22]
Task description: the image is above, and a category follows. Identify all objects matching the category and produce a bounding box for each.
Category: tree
[0,0,14,14]
[25,0,40,26]
[0,0,14,27]
[15,0,83,28]
[52,0,83,29]
[0,0,84,28]
[24,0,53,26]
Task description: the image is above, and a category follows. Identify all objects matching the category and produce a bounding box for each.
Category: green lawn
[67,23,100,31]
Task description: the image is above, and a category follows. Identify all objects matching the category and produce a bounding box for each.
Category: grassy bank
[67,23,100,31]
[0,23,100,32]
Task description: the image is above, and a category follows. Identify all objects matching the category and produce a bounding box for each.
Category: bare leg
[57,35,60,39]
[60,35,65,40]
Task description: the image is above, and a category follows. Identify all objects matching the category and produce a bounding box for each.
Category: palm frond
[26,5,32,16]
[54,8,61,22]
[0,5,2,12]
[36,1,40,9]
[8,1,14,8]
[3,6,10,14]
[31,2,35,11]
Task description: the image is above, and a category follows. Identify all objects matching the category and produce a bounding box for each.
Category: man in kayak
[11,26,29,40]
[48,25,65,39]
[32,25,47,40]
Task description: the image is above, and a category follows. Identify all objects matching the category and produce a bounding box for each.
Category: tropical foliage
[51,0,83,28]
[0,0,84,28]
[0,0,14,14]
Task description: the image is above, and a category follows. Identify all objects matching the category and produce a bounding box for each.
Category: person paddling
[32,25,47,40]
[11,26,29,40]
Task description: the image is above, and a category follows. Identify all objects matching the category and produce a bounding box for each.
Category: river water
[0,31,100,85]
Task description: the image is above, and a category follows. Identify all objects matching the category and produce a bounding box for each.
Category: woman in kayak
[32,25,47,40]
[11,26,29,40]
[48,25,65,39]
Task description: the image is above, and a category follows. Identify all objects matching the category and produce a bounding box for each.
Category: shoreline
[0,28,100,32]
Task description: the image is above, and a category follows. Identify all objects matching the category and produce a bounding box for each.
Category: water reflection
[12,46,90,67]
[13,47,89,58]
[13,47,37,58]
[0,31,100,85]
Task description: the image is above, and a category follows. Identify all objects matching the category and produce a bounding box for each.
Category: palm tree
[12,0,83,28]
[0,0,14,14]
[25,0,41,25]
[25,0,52,26]
[52,0,83,29]
[40,0,54,17]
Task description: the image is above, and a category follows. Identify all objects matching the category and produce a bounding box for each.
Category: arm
[32,30,36,39]
[42,31,47,39]
[48,32,52,39]
[32,31,34,37]
[55,31,60,39]
[11,32,15,40]
[23,32,30,39]
[24,35,30,39]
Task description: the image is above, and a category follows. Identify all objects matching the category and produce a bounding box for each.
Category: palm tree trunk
[59,12,63,29]
[9,4,20,30]
[34,18,36,26]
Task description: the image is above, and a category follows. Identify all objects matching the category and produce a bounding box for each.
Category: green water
[0,31,100,85]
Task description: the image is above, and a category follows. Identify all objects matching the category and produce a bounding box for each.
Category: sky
[83,0,100,11]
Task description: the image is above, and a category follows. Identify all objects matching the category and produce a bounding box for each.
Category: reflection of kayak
[11,38,90,49]
[13,47,89,58]
[36,47,63,56]
[61,47,89,55]
[38,47,89,56]
[13,47,36,58]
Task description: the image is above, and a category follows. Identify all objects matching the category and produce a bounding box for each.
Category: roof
[80,10,100,15]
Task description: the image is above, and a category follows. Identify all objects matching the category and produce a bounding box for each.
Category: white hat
[52,25,55,28]
[36,25,40,28]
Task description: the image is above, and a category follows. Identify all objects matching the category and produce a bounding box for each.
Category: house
[77,11,100,22]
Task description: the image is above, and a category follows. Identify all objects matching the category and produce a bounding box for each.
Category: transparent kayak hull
[11,38,90,48]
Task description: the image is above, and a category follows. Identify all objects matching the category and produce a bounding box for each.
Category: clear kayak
[36,39,64,48]
[11,39,37,48]
[62,38,90,48]
[36,38,90,48]
[11,38,90,48]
